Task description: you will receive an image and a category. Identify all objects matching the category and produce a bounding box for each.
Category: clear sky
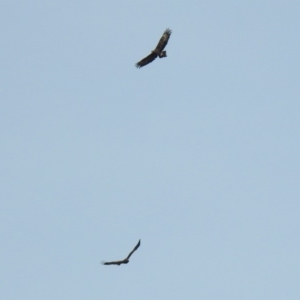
[1,1,300,299]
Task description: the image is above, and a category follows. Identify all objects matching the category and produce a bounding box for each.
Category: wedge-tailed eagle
[135,28,172,68]
[101,239,141,266]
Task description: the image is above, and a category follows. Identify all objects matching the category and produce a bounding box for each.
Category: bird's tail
[159,51,167,58]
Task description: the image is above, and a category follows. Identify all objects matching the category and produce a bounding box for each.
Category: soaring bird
[135,28,172,68]
[101,240,141,266]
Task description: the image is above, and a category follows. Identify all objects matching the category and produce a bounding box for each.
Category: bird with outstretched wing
[101,239,141,266]
[136,28,172,68]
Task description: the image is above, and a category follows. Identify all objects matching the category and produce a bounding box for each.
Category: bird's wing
[102,260,124,265]
[136,52,157,68]
[154,28,172,53]
[126,239,141,259]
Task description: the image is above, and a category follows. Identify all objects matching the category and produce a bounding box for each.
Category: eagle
[135,28,172,68]
[101,239,141,266]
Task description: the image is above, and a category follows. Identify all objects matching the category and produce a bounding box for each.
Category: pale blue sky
[1,1,300,299]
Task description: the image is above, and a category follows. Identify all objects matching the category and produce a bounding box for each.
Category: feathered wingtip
[164,28,172,35]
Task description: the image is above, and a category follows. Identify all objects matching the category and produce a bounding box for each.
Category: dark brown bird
[135,28,172,68]
[102,239,141,266]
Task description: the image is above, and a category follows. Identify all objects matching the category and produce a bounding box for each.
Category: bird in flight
[101,239,141,266]
[135,28,172,68]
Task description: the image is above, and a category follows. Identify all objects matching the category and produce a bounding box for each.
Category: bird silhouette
[101,239,141,266]
[136,28,172,68]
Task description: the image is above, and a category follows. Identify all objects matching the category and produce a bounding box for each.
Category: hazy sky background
[1,1,300,299]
